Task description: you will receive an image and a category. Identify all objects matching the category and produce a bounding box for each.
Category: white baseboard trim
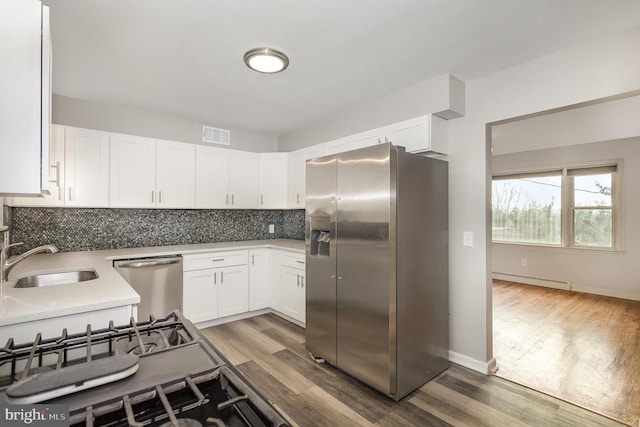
[493,272,640,301]
[571,284,640,301]
[492,272,570,290]
[449,351,496,375]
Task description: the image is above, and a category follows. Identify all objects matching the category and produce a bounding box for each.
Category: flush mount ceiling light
[243,47,289,74]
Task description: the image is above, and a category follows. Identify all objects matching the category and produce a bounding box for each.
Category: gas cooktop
[0,311,289,427]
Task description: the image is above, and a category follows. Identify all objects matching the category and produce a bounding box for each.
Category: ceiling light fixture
[243,47,289,74]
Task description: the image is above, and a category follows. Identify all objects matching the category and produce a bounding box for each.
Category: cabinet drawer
[280,252,305,270]
[183,250,248,271]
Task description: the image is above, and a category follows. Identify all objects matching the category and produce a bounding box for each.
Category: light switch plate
[268,224,275,234]
[463,231,473,247]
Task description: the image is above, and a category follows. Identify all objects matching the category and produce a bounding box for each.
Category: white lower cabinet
[182,248,305,326]
[183,269,218,323]
[217,265,249,318]
[280,266,305,323]
[182,251,249,324]
[276,251,306,324]
[249,249,270,311]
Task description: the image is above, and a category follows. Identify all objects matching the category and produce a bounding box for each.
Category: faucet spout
[1,243,59,283]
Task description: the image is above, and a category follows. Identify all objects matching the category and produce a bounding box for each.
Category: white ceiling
[43,0,640,136]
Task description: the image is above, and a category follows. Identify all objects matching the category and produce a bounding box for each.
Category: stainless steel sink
[13,269,99,288]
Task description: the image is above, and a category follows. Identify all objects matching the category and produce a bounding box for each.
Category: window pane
[574,209,612,247]
[492,176,561,245]
[574,173,612,207]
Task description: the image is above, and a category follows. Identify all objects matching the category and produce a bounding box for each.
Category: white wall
[492,94,640,155]
[276,25,640,373]
[53,95,279,152]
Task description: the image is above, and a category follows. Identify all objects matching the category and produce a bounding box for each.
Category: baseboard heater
[492,272,571,291]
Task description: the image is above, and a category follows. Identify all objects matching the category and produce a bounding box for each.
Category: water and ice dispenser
[309,216,330,258]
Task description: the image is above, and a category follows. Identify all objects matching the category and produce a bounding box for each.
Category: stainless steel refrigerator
[305,143,449,400]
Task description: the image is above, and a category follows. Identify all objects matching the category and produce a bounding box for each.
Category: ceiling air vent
[202,126,230,146]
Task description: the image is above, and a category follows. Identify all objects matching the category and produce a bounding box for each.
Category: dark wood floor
[202,313,625,426]
[493,280,640,426]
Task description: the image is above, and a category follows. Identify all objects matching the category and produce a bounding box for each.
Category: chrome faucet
[1,242,59,282]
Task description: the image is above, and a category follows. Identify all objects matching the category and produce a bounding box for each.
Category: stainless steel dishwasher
[114,255,182,321]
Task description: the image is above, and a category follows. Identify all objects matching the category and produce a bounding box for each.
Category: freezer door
[305,154,338,364]
[336,144,393,396]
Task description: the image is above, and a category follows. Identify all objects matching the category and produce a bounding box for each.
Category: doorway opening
[489,93,640,426]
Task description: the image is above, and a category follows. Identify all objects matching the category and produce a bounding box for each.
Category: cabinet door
[228,151,258,209]
[350,128,386,150]
[65,127,110,207]
[259,153,288,209]
[281,266,305,323]
[322,138,350,156]
[8,124,65,206]
[183,270,218,323]
[385,115,448,154]
[156,139,195,208]
[218,265,249,318]
[0,1,48,195]
[287,150,305,208]
[110,133,156,208]
[269,251,283,310]
[249,249,269,311]
[195,145,230,208]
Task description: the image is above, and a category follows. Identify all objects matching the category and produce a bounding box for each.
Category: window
[492,163,619,250]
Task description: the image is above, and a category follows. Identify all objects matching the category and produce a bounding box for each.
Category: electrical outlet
[463,231,473,247]
[268,224,275,234]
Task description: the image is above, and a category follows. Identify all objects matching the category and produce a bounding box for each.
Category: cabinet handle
[296,274,300,286]
[159,190,162,204]
[212,258,224,262]
[68,187,72,201]
[385,137,390,143]
[231,194,235,205]
[226,194,229,205]
[377,138,382,144]
[48,161,60,187]
[261,195,264,205]
[297,194,300,204]
[214,272,217,285]
[251,254,255,265]
[301,275,304,287]
[221,271,224,283]
[151,191,154,203]
[296,260,304,264]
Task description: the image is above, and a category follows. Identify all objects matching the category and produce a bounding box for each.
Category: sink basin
[13,269,99,288]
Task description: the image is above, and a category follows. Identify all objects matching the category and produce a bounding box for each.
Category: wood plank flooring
[493,280,640,426]
[202,313,625,426]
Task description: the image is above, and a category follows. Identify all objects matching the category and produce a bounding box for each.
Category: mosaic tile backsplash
[9,208,305,254]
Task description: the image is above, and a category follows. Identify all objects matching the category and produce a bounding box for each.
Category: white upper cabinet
[288,149,306,208]
[228,151,259,209]
[110,134,195,208]
[0,1,50,196]
[385,114,448,154]
[259,153,288,209]
[195,145,230,208]
[65,127,110,207]
[8,125,65,207]
[195,147,259,209]
[349,129,386,150]
[110,133,156,208]
[155,139,195,208]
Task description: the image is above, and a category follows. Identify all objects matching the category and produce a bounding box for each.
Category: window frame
[492,159,623,252]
